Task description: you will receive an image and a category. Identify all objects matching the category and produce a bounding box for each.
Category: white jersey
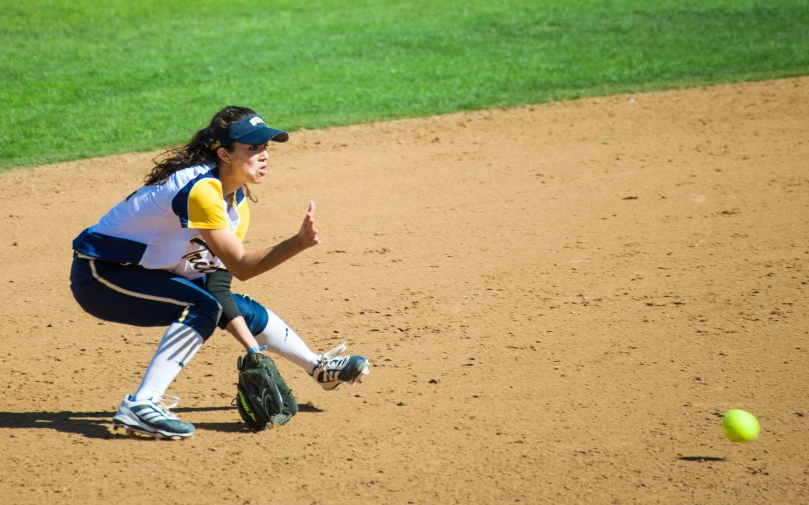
[73,163,250,280]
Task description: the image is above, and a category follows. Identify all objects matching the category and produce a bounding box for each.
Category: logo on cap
[250,117,265,126]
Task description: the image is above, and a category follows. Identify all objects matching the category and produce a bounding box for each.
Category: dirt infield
[1,77,808,504]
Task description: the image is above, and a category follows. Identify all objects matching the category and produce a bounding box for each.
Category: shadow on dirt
[187,403,324,434]
[0,403,322,440]
[0,410,122,439]
[677,456,727,462]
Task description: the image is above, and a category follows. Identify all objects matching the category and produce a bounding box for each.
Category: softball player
[70,106,370,439]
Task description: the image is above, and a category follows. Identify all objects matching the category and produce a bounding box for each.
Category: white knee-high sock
[132,323,204,402]
[256,309,320,374]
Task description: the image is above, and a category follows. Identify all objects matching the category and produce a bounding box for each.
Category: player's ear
[216,146,231,164]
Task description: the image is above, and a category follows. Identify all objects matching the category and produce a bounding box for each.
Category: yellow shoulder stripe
[188,179,228,229]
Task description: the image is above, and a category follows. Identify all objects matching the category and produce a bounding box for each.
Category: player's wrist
[291,234,308,253]
[247,345,267,355]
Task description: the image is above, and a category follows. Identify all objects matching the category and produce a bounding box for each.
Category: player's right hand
[296,200,321,250]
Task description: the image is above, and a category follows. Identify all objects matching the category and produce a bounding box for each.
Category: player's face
[229,142,270,184]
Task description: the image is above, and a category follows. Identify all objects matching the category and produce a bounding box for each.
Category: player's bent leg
[234,293,370,390]
[70,256,221,438]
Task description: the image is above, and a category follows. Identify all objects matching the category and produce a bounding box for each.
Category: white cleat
[112,394,194,440]
[311,342,371,391]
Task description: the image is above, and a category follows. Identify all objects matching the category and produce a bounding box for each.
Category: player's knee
[233,294,269,336]
[184,297,222,341]
[197,295,222,316]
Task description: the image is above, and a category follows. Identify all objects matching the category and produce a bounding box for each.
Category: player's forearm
[230,235,304,281]
[226,316,260,351]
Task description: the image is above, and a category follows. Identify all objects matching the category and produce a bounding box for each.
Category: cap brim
[237,128,289,145]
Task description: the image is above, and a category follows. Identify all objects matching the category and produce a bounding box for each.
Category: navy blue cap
[210,114,288,150]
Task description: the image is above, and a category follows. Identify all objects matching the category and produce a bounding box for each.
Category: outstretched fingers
[298,200,321,248]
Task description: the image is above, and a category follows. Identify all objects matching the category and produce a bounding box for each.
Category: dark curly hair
[145,106,258,199]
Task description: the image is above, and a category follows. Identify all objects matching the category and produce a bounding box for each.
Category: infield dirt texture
[1,78,808,504]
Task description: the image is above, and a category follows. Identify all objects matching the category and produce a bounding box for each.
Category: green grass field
[1,0,808,170]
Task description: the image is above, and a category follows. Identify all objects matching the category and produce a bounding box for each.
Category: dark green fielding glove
[235,353,298,430]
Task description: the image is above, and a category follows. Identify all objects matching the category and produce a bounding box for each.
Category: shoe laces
[318,341,347,366]
[155,394,181,420]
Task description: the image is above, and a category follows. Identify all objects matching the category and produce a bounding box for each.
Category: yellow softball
[722,409,760,443]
